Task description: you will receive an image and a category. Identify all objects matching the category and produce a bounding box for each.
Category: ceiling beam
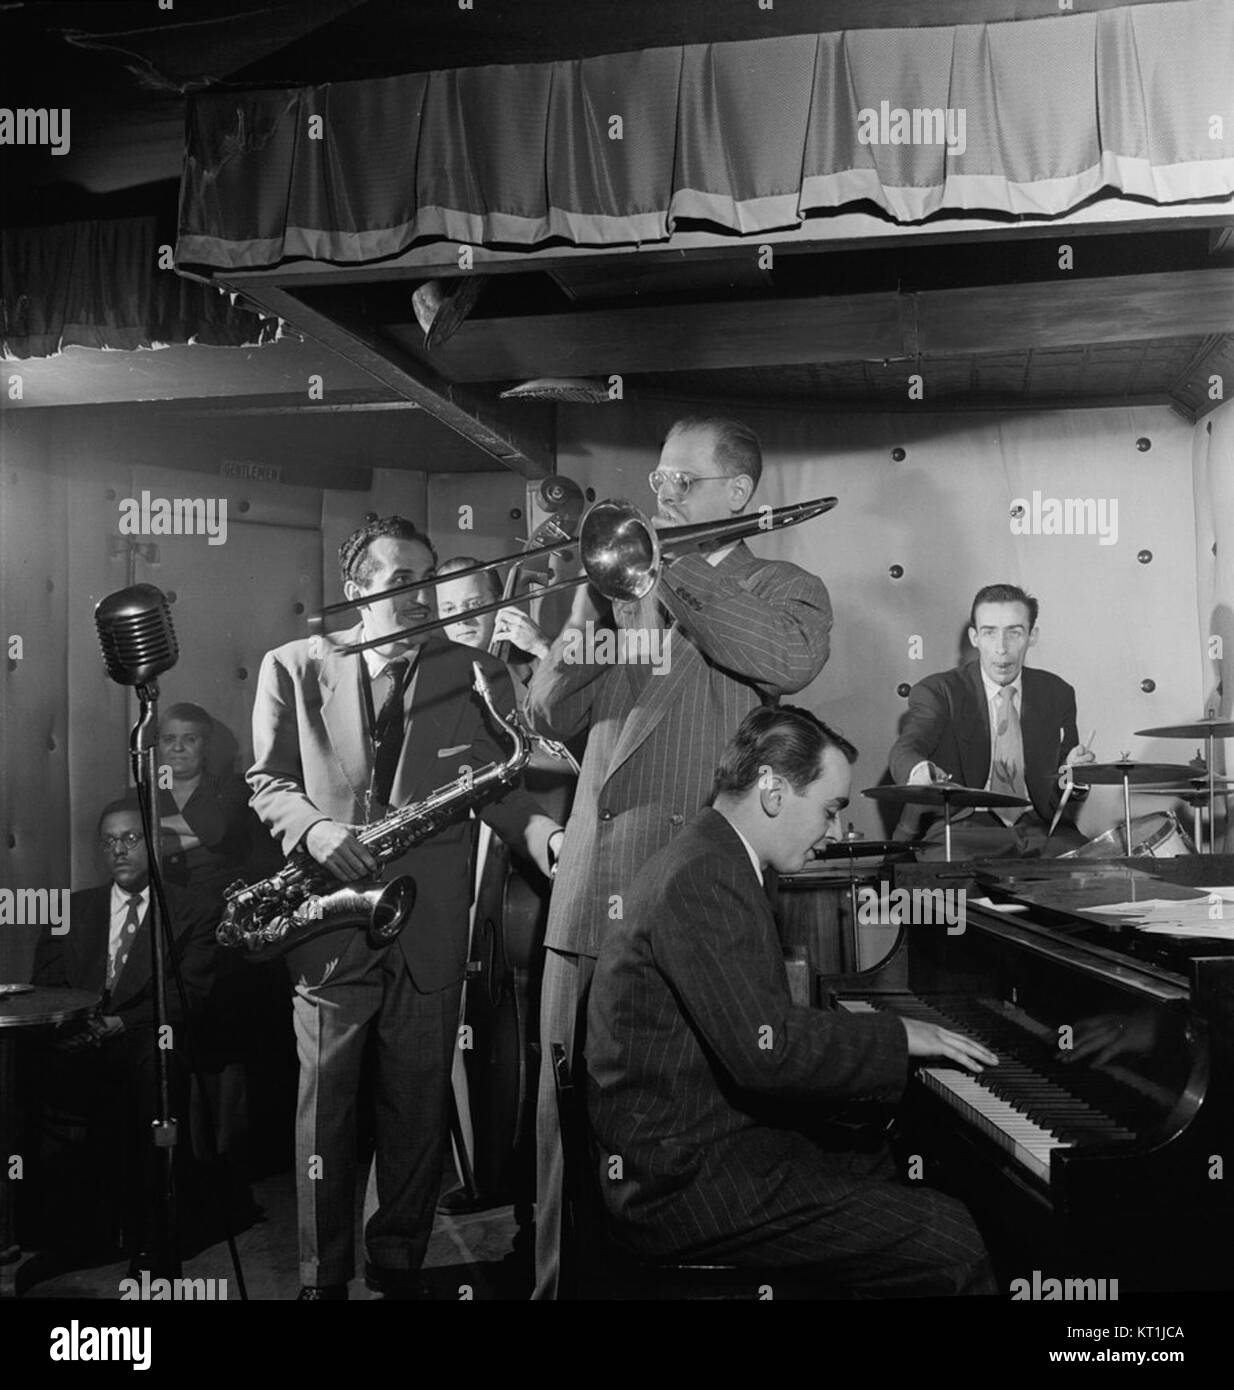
[211,203,1234,289]
[385,269,1234,382]
[238,285,555,478]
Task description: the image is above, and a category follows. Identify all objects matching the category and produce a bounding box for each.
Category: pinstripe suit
[587,808,993,1295]
[527,541,832,1296]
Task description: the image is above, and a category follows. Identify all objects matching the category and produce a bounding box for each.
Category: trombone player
[526,415,834,1298]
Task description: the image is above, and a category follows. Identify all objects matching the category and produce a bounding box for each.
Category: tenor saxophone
[218,662,530,962]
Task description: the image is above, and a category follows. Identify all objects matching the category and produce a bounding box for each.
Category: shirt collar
[110,882,148,913]
[362,645,415,682]
[980,668,1022,706]
[706,542,738,567]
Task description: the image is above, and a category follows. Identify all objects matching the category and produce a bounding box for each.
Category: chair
[550,1043,847,1301]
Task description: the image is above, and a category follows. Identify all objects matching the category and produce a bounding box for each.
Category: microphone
[94,584,179,686]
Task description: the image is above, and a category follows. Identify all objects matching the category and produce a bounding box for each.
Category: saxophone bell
[219,873,417,963]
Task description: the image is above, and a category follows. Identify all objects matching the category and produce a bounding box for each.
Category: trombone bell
[577,494,839,604]
[580,500,662,602]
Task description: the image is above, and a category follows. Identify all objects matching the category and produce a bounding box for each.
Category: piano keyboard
[838,995,1138,1186]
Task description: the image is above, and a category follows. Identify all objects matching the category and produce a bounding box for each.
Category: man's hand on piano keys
[902,1019,999,1073]
[1059,1011,1157,1067]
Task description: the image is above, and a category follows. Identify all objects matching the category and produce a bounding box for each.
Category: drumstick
[1047,729,1093,839]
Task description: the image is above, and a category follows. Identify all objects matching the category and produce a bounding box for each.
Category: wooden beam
[238,286,555,478]
[917,269,1234,355]
[631,386,1176,417]
[388,293,905,380]
[211,202,1234,289]
[387,269,1234,382]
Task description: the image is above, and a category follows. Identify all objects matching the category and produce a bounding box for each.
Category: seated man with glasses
[527,414,834,1297]
[23,798,218,1264]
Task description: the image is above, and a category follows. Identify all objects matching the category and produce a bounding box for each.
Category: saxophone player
[248,515,563,1301]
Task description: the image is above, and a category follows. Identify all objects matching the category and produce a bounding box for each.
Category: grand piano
[805,855,1234,1292]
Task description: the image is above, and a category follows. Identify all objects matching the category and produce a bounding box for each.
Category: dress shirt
[908,669,1024,786]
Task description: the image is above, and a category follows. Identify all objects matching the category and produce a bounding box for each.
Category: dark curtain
[1,215,283,359]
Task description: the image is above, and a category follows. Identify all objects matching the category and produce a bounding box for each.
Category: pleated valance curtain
[177,0,1234,270]
[1,215,283,359]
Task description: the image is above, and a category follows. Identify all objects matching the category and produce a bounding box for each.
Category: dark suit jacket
[586,808,908,1258]
[31,883,217,1029]
[247,629,557,992]
[528,543,831,959]
[887,664,1082,839]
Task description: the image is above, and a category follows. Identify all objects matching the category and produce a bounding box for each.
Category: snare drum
[1060,810,1196,860]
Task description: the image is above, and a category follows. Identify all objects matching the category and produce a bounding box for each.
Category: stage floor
[18,1165,528,1301]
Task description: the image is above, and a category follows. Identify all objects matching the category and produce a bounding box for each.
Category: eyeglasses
[159,733,205,748]
[648,470,731,497]
[99,832,143,852]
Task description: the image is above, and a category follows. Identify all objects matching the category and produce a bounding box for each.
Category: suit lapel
[954,663,991,788]
[72,886,111,994]
[319,624,372,806]
[603,546,759,786]
[389,639,465,807]
[1020,668,1056,810]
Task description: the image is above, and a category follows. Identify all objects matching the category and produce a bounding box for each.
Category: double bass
[455,556,575,1209]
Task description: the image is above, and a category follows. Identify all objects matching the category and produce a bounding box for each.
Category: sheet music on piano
[1084,885,1234,937]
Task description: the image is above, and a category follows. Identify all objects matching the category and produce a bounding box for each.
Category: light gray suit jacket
[527,542,832,959]
[248,629,558,991]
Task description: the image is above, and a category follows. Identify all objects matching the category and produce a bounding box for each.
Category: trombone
[317,494,838,656]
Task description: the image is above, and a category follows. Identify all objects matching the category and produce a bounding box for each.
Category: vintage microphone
[94,584,182,1278]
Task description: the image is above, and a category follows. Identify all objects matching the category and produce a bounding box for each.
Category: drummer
[888,584,1095,859]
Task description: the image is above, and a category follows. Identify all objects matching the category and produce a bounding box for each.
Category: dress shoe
[436,1185,489,1216]
[364,1262,431,1300]
[297,1284,347,1301]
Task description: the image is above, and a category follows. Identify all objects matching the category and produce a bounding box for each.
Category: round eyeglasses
[99,832,143,852]
[648,470,731,497]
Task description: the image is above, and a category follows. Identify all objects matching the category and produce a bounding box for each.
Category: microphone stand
[130,680,181,1278]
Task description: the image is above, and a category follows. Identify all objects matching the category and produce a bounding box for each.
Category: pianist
[889,584,1095,858]
[586,705,998,1296]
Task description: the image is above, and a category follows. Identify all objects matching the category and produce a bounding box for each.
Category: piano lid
[968,860,1234,978]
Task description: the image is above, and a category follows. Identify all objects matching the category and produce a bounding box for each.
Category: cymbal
[811,838,924,860]
[1139,789,1213,805]
[1135,718,1234,740]
[1071,761,1199,786]
[863,782,1030,810]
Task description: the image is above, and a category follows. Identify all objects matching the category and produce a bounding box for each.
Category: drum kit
[849,715,1233,863]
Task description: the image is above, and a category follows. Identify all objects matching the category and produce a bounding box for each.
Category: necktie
[107,894,143,992]
[372,657,409,808]
[989,686,1029,826]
